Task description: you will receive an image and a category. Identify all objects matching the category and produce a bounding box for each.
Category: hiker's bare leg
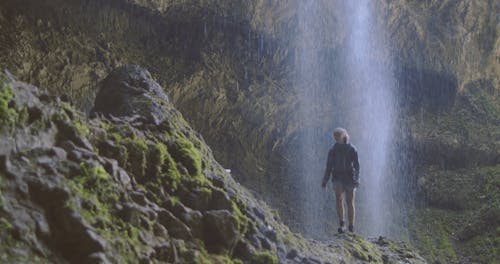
[346,189,355,227]
[334,185,345,225]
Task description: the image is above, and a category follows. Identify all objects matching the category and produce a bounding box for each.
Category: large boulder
[91,65,169,124]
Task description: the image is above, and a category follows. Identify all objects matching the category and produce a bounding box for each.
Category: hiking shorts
[332,178,357,192]
[333,176,356,191]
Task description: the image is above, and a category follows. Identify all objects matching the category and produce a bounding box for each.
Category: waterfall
[343,0,398,237]
[294,0,403,238]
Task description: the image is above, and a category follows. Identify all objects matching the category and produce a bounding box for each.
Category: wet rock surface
[91,65,169,125]
[0,70,426,263]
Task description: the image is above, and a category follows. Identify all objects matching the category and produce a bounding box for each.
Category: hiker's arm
[322,149,334,186]
[352,148,360,184]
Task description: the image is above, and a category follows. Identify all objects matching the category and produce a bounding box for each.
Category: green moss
[155,142,167,164]
[342,235,382,262]
[108,132,123,142]
[462,233,500,264]
[60,102,89,137]
[67,162,118,226]
[0,77,19,129]
[99,123,129,167]
[173,132,203,177]
[0,240,47,263]
[163,151,182,191]
[146,142,167,178]
[231,199,249,234]
[66,161,147,262]
[411,209,458,263]
[250,252,278,264]
[170,196,181,206]
[200,254,243,264]
[29,115,49,135]
[412,166,499,263]
[74,120,89,137]
[458,166,500,263]
[80,162,108,180]
[231,258,244,264]
[0,217,13,232]
[123,136,148,180]
[17,107,29,125]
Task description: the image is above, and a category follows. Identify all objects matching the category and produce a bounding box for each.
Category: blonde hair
[333,127,349,143]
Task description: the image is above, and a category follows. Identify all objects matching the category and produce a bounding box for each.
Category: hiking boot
[338,221,345,234]
[348,225,354,232]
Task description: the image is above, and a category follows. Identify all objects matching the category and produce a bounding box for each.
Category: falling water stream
[294,0,403,238]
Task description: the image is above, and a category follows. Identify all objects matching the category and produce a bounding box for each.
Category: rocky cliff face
[380,2,499,263]
[0,67,425,263]
[0,0,498,262]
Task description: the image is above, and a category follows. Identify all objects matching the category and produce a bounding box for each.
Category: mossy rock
[342,234,383,262]
[0,74,28,131]
[250,251,279,264]
[170,132,203,177]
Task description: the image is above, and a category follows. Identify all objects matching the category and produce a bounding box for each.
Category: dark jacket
[322,143,360,185]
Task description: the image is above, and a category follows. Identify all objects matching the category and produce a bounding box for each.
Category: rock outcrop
[0,68,425,263]
[91,65,170,124]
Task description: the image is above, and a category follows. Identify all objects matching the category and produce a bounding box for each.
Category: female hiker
[321,127,360,233]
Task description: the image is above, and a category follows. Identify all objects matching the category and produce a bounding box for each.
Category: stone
[276,245,287,263]
[258,235,273,251]
[204,171,225,188]
[286,249,299,259]
[117,202,149,226]
[209,188,233,211]
[102,158,131,187]
[91,65,169,125]
[203,210,241,254]
[86,252,111,264]
[153,242,173,261]
[180,210,204,239]
[163,198,190,219]
[252,206,266,221]
[233,240,257,261]
[152,222,169,237]
[84,229,107,252]
[264,228,278,242]
[157,209,193,240]
[53,117,93,150]
[178,186,211,211]
[304,257,322,264]
[35,215,51,239]
[130,191,148,206]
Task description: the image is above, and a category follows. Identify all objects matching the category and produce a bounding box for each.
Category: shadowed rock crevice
[396,67,458,113]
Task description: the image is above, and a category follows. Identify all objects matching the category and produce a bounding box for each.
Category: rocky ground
[0,66,426,263]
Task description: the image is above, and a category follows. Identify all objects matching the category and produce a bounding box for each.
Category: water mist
[293,0,404,238]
